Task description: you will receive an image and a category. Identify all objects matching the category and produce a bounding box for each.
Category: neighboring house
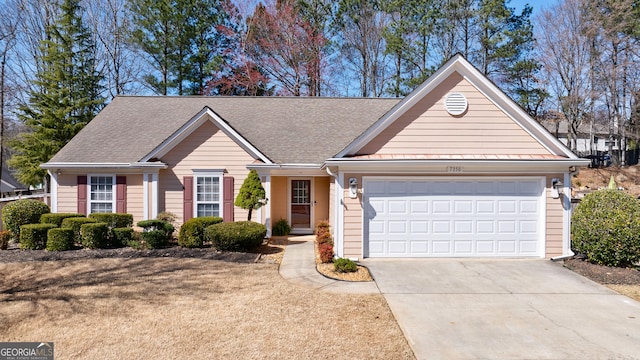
[42,55,589,259]
[0,166,28,197]
[539,120,616,155]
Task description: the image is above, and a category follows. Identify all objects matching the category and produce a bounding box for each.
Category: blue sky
[510,0,556,16]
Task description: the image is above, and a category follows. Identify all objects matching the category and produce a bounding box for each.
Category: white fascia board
[41,162,167,169]
[324,159,591,174]
[141,107,272,164]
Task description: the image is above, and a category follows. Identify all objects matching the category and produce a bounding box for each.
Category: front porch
[260,174,331,235]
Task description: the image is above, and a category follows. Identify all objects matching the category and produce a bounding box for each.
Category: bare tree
[536,0,592,151]
[85,0,144,99]
[0,0,20,184]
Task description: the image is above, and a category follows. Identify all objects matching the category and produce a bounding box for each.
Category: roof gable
[142,107,272,164]
[336,54,578,159]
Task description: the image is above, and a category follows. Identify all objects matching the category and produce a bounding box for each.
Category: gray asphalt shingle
[49,96,400,165]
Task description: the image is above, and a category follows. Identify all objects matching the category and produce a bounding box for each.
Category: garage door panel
[364,178,543,258]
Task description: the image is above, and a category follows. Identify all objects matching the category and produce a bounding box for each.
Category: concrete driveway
[364,259,640,360]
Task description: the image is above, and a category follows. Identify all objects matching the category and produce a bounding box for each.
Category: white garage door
[364,177,545,258]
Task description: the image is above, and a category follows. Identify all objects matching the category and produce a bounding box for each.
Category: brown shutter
[77,176,87,215]
[223,176,234,222]
[116,176,127,213]
[183,176,193,222]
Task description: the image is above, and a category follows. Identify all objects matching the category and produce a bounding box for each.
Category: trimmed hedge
[81,222,110,249]
[272,218,291,236]
[572,189,640,267]
[2,199,50,240]
[47,228,75,251]
[41,213,85,227]
[178,216,223,248]
[0,230,11,250]
[112,227,134,247]
[205,221,266,251]
[61,217,98,243]
[89,213,133,229]
[137,220,174,249]
[20,223,57,250]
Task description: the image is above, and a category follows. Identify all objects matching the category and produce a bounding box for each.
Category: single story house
[42,55,589,259]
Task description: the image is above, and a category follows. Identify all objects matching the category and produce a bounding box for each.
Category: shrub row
[137,220,174,249]
[205,221,266,251]
[178,216,222,248]
[315,221,334,263]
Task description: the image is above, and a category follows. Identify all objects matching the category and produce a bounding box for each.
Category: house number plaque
[446,166,464,173]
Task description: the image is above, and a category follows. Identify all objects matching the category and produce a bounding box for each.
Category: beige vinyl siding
[545,175,564,257]
[358,73,551,156]
[270,176,287,228]
[125,174,144,223]
[56,174,79,213]
[328,180,335,235]
[341,173,564,259]
[342,173,363,259]
[158,119,255,226]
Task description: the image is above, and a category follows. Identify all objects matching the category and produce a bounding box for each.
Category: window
[195,173,222,217]
[89,175,115,213]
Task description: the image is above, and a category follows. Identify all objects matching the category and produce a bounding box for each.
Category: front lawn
[0,258,414,359]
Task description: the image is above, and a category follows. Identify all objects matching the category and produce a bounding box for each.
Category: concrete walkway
[278,235,379,294]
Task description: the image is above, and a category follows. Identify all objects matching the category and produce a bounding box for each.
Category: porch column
[262,173,272,237]
[143,172,160,220]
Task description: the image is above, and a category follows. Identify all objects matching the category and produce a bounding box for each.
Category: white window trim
[193,170,224,218]
[87,174,116,214]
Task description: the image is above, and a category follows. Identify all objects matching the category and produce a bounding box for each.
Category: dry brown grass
[0,258,413,359]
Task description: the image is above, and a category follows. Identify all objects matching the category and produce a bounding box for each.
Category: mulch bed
[0,242,259,263]
[563,257,640,285]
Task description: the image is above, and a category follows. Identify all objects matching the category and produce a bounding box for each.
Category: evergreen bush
[80,222,110,249]
[572,189,640,267]
[46,228,75,251]
[41,213,85,227]
[2,199,50,240]
[205,221,266,251]
[20,223,57,250]
[178,216,223,248]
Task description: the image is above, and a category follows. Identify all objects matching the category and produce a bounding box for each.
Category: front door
[290,179,312,233]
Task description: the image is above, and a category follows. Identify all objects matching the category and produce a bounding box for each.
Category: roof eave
[41,162,168,170]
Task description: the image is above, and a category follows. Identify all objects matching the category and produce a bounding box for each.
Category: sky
[510,0,556,16]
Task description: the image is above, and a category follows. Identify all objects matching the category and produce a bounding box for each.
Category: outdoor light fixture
[551,178,563,199]
[349,178,358,199]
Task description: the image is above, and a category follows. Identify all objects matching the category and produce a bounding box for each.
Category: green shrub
[46,228,75,251]
[272,218,291,236]
[319,242,334,263]
[572,189,640,267]
[333,258,357,273]
[127,231,145,249]
[2,199,50,240]
[19,224,57,250]
[178,216,223,248]
[89,213,133,229]
[112,227,134,247]
[205,221,266,251]
[137,220,174,249]
[156,211,177,225]
[0,230,11,250]
[61,217,98,243]
[41,213,85,227]
[80,222,109,249]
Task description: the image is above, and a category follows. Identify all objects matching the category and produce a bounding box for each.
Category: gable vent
[444,92,468,116]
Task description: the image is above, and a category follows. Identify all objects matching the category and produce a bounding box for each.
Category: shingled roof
[48,96,400,165]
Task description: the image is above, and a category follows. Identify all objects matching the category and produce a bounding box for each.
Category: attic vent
[444,92,468,116]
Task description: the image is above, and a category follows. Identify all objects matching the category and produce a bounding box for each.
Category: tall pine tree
[9,0,104,186]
